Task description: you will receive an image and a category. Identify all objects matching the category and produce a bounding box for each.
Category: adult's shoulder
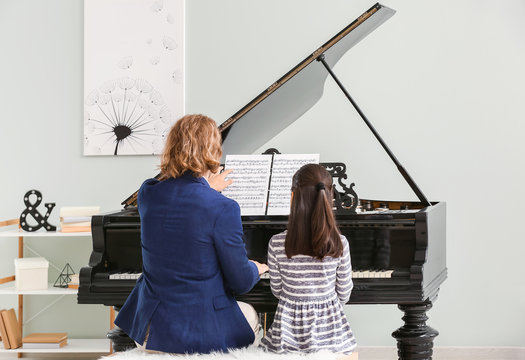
[141,177,160,187]
[137,178,161,203]
[138,178,160,194]
[207,190,241,214]
[206,192,243,231]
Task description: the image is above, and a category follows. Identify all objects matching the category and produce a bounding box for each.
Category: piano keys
[78,4,446,360]
[256,269,397,280]
[352,270,394,278]
[109,272,142,280]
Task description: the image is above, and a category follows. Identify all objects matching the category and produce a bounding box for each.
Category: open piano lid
[122,3,395,208]
[219,3,395,156]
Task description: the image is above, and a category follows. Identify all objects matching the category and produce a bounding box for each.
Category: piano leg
[391,301,438,360]
[107,326,136,352]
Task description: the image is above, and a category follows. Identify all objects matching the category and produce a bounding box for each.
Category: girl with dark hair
[261,163,357,358]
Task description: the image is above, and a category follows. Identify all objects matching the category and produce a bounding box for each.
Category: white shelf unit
[0,221,111,355]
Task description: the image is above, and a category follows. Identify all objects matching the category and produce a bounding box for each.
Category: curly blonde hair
[159,114,222,180]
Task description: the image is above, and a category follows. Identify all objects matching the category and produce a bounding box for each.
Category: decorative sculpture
[54,263,76,288]
[19,190,56,232]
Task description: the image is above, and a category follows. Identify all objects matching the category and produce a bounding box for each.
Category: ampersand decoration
[19,190,56,232]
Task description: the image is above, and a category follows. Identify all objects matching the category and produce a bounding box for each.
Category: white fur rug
[100,346,343,360]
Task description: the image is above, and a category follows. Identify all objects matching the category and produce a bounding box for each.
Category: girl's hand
[209,167,233,192]
[250,260,269,275]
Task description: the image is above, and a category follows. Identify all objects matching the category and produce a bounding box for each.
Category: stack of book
[59,206,100,233]
[0,309,22,349]
[22,333,68,349]
[68,273,79,289]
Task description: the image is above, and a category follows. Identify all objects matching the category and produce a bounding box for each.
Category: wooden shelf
[0,284,77,295]
[0,230,91,238]
[0,339,110,353]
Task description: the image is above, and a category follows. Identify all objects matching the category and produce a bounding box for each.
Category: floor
[0,347,524,360]
[358,346,525,360]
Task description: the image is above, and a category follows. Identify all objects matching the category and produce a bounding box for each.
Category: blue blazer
[115,173,259,354]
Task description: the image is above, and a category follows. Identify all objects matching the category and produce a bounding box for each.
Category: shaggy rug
[100,346,345,360]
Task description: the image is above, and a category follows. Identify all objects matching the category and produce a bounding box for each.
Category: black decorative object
[54,263,76,288]
[322,162,359,213]
[19,190,56,232]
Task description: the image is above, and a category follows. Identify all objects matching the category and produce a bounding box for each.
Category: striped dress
[260,231,356,354]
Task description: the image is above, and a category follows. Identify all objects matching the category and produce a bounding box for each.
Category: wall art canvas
[84,0,185,155]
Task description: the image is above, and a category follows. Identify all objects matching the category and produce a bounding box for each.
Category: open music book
[221,153,319,216]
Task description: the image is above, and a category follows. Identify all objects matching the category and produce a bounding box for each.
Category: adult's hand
[209,167,233,192]
[250,260,269,275]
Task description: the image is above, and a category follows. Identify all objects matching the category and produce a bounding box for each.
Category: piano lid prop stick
[316,54,431,207]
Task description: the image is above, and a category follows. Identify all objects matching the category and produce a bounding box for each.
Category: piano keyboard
[109,272,142,280]
[107,270,393,281]
[259,270,393,280]
[352,270,393,278]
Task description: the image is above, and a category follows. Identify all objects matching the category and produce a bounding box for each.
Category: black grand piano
[79,4,447,360]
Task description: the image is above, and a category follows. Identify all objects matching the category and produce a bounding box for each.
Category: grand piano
[78,4,447,360]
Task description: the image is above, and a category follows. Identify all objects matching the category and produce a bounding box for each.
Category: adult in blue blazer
[115,114,268,354]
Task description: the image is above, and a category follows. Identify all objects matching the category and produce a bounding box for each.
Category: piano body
[78,4,447,360]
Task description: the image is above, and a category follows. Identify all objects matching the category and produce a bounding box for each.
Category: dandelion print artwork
[84,78,171,155]
[84,0,185,155]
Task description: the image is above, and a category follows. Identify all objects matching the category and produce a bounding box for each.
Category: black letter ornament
[19,190,56,232]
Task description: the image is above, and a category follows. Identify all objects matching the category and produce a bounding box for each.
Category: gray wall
[1,0,524,348]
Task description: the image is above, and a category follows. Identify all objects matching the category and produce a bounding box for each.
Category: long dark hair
[285,164,342,260]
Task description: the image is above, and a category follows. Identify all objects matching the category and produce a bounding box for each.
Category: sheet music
[267,154,320,215]
[221,154,272,216]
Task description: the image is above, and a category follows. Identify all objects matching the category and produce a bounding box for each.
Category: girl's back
[267,232,352,303]
[260,163,357,355]
[261,231,356,354]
